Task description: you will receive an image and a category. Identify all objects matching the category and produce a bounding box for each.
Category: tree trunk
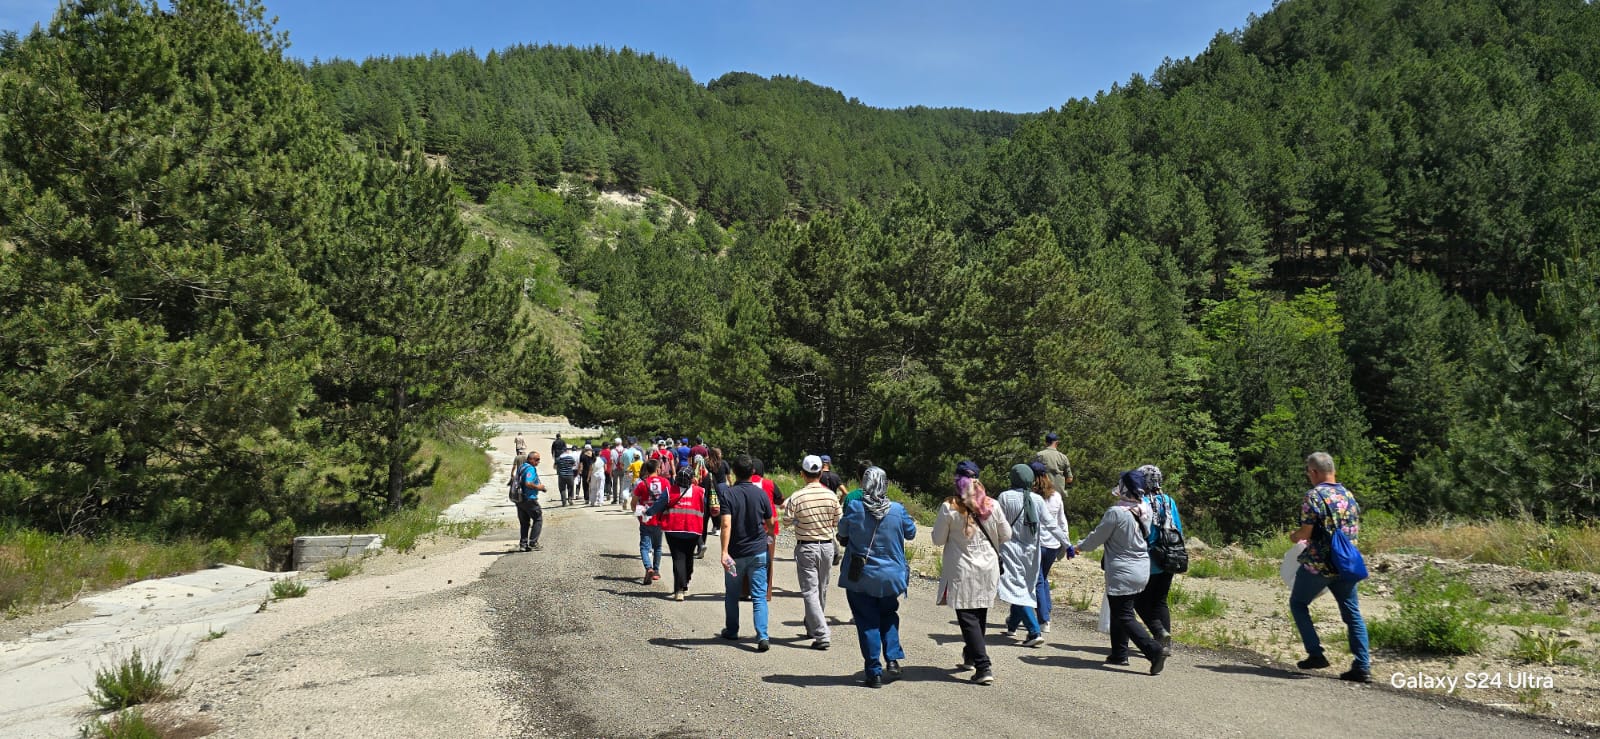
[387,384,407,512]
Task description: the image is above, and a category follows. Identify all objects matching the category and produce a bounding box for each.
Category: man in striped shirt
[783,455,842,650]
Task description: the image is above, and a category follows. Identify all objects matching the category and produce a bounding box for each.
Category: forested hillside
[303,47,1024,223]
[2,0,1597,559]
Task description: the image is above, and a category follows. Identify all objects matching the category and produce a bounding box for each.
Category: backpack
[1148,494,1189,574]
[508,464,522,503]
[1312,486,1368,582]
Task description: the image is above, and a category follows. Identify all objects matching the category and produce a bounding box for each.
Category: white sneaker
[1022,634,1045,647]
[955,661,975,672]
[1043,622,1052,633]
[1002,628,1018,638]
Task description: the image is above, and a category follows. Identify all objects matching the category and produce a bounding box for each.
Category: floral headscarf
[861,466,891,520]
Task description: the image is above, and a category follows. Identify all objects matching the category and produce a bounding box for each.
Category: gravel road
[152,431,1584,738]
[486,499,1578,738]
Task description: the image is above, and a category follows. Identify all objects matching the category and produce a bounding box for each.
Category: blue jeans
[1290,567,1371,672]
[1037,546,1061,624]
[639,527,663,572]
[846,590,904,677]
[1005,603,1041,638]
[723,551,769,640]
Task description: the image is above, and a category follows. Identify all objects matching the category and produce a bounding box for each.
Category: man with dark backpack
[1136,464,1185,655]
[1288,452,1372,683]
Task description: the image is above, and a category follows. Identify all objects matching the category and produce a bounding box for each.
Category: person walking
[609,437,626,503]
[633,460,671,585]
[514,432,526,457]
[1135,464,1180,654]
[783,455,842,650]
[555,444,579,506]
[1289,452,1372,683]
[932,460,1011,686]
[838,467,917,688]
[647,467,708,600]
[1033,432,1074,495]
[513,452,546,551]
[997,464,1066,647]
[1072,469,1167,675]
[719,455,777,651]
[1031,461,1069,634]
[750,459,782,602]
[551,432,566,458]
[586,444,607,506]
[818,455,843,495]
[693,454,718,559]
[579,443,601,506]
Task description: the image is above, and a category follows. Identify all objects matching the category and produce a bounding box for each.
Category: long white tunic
[995,488,1067,607]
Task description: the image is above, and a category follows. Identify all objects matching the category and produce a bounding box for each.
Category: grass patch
[324,559,360,581]
[1186,590,1228,619]
[1066,588,1096,612]
[201,629,225,642]
[1490,608,1571,629]
[1167,579,1191,607]
[80,705,217,739]
[89,649,172,711]
[1187,558,1223,578]
[1510,629,1583,666]
[1368,517,1600,574]
[270,578,308,600]
[368,433,494,552]
[1368,565,1489,655]
[0,527,217,612]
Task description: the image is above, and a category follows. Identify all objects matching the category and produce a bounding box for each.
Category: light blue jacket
[836,500,917,598]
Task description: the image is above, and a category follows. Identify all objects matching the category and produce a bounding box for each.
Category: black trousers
[1109,592,1162,661]
[516,502,543,547]
[666,533,698,593]
[955,608,991,671]
[1135,572,1174,637]
[558,475,575,504]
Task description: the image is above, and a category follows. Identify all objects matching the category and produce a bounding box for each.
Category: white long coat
[932,499,1013,610]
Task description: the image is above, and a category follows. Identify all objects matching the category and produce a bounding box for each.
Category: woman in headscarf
[1071,469,1166,675]
[1029,460,1069,634]
[932,460,1011,686]
[996,464,1066,647]
[837,467,918,688]
[1135,464,1182,654]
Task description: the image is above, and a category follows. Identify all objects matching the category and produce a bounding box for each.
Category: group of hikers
[507,431,1371,688]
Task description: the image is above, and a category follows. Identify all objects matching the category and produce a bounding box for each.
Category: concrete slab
[0,565,300,738]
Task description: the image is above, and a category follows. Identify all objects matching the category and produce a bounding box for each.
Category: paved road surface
[483,494,1574,738]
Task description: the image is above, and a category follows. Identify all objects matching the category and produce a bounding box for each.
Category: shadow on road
[1195,663,1312,680]
[593,574,645,583]
[927,631,1021,647]
[1019,653,1115,671]
[646,635,732,651]
[763,664,962,687]
[596,553,638,560]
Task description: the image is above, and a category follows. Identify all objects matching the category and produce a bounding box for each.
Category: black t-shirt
[819,471,843,494]
[719,481,772,559]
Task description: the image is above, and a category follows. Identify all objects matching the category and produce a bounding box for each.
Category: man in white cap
[782,454,842,649]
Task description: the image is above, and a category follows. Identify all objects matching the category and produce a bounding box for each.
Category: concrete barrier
[293,534,384,569]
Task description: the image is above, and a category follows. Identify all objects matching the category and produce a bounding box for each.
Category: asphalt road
[482,499,1575,739]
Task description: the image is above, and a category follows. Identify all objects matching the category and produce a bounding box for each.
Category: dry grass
[1367,518,1600,574]
[0,531,211,612]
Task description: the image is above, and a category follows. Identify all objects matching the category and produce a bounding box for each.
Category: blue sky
[2,0,1276,112]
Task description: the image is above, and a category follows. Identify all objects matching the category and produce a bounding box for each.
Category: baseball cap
[801,455,823,474]
[1045,432,1060,443]
[955,460,980,478]
[583,443,592,450]
[820,455,832,464]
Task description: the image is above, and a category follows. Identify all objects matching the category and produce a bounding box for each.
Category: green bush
[89,649,170,711]
[1187,558,1223,578]
[1368,566,1489,655]
[80,709,161,739]
[1511,629,1582,666]
[324,559,360,581]
[1186,590,1228,619]
[270,578,308,599]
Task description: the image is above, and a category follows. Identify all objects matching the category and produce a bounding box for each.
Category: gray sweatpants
[794,540,836,643]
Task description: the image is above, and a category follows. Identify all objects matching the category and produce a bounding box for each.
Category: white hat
[801,455,823,474]
[613,437,622,445]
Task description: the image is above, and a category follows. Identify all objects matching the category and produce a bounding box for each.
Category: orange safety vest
[658,484,707,534]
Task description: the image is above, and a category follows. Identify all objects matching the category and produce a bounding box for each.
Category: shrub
[270,578,308,599]
[80,709,161,739]
[89,649,170,711]
[1368,566,1489,655]
[324,559,360,581]
[1511,629,1582,666]
[1186,590,1228,619]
